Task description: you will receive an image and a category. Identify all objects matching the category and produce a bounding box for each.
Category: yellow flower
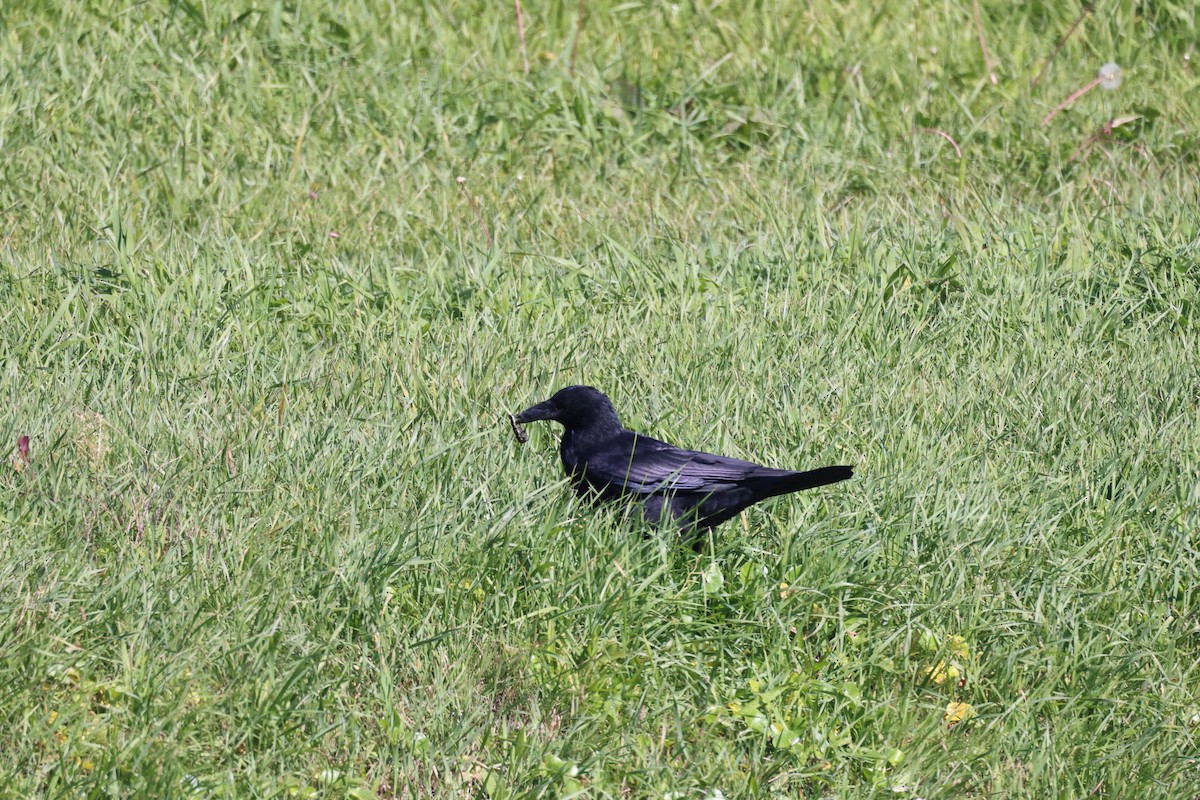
[947,635,969,658]
[926,660,962,685]
[944,701,976,725]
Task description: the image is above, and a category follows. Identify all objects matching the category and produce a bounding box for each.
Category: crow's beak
[515,399,558,424]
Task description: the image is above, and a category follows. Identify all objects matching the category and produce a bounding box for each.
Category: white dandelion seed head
[1098,62,1122,90]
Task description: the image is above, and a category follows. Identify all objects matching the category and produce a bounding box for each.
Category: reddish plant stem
[915,128,963,159]
[569,0,584,78]
[972,0,998,85]
[1032,5,1093,87]
[1041,76,1103,126]
[514,0,529,75]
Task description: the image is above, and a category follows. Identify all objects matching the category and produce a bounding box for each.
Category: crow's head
[515,385,621,432]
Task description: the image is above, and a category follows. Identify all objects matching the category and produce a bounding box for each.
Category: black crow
[514,385,853,541]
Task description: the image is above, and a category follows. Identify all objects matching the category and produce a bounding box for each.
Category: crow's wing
[584,433,788,494]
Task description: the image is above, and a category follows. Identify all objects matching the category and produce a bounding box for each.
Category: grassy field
[2,0,1199,797]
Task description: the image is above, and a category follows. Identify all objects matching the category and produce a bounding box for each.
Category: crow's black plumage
[514,385,853,540]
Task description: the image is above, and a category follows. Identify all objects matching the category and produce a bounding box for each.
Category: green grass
[2,0,1199,797]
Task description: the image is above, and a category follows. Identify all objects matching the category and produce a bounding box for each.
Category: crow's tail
[767,465,854,497]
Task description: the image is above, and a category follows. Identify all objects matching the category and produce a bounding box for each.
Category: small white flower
[1098,62,1122,90]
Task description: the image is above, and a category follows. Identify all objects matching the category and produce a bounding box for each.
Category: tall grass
[1,1,1198,797]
